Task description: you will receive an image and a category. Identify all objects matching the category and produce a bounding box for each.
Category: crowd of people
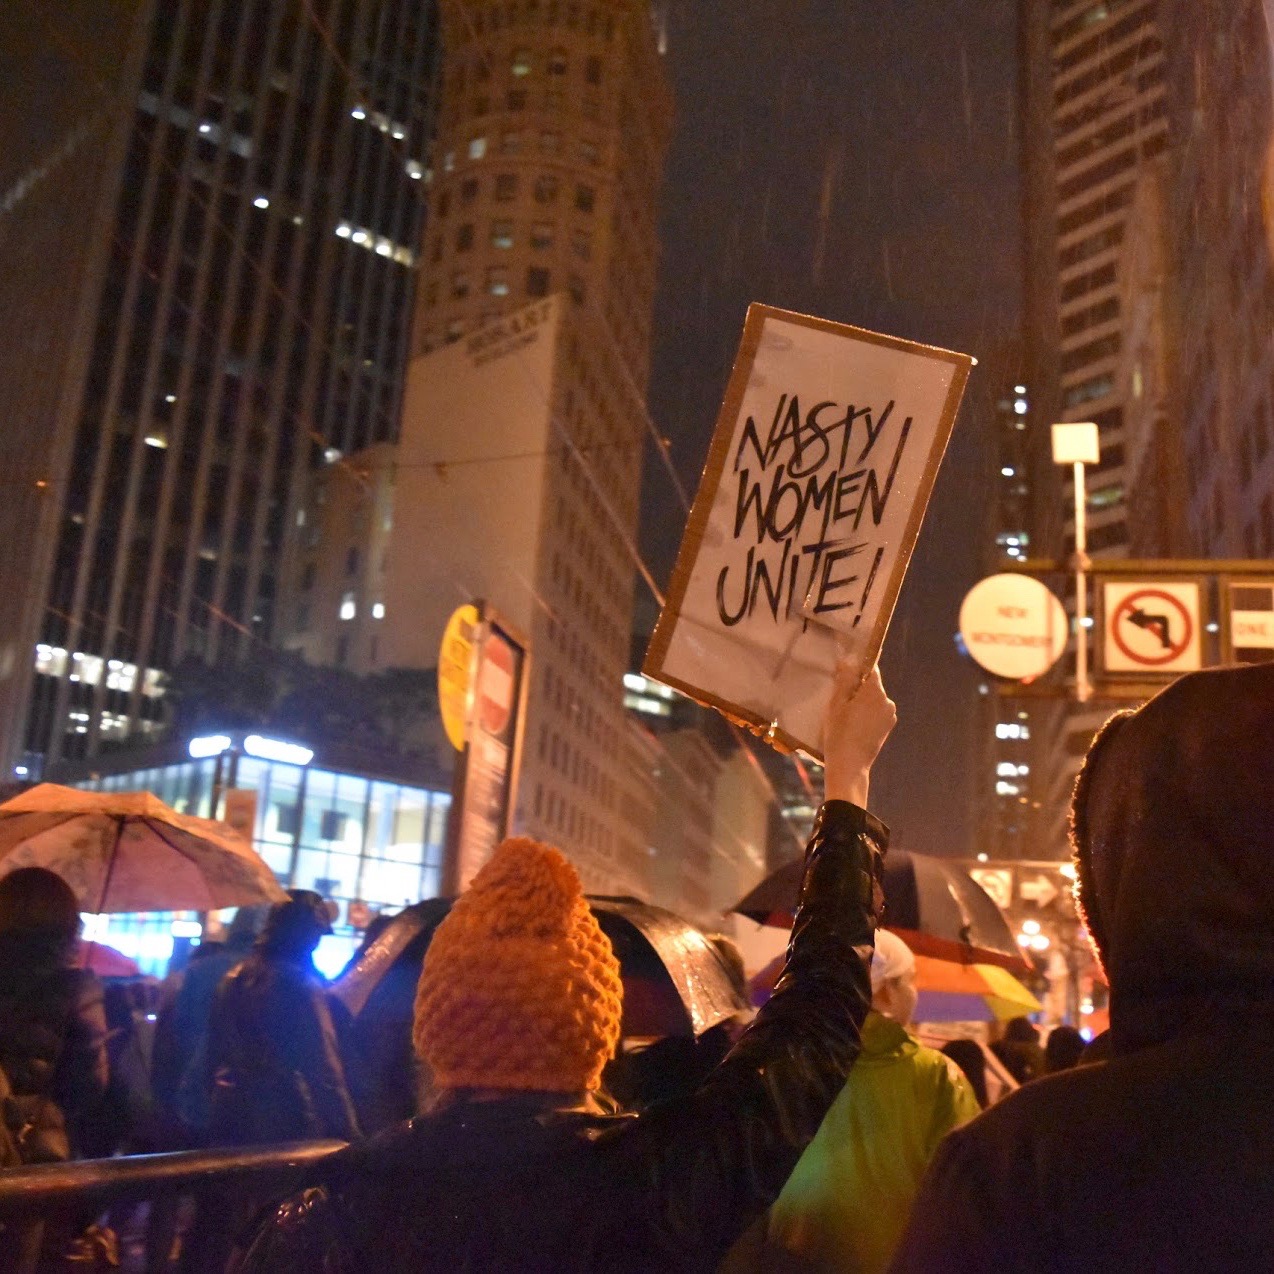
[0,658,1270,1272]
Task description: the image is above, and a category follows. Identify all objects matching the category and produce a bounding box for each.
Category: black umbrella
[733,848,1027,972]
[332,895,750,1039]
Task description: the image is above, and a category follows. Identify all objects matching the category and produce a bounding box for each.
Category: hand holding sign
[823,662,896,807]
[644,304,973,757]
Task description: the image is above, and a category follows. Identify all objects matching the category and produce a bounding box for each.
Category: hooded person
[206,890,360,1146]
[237,663,896,1273]
[0,867,110,1160]
[721,930,980,1274]
[891,662,1274,1273]
[150,906,265,1144]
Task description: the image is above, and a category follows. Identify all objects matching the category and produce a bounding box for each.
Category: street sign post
[959,573,1068,680]
[442,603,530,895]
[1102,580,1202,675]
[1224,580,1274,665]
[1019,874,1060,908]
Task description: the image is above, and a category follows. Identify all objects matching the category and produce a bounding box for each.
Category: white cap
[870,929,916,989]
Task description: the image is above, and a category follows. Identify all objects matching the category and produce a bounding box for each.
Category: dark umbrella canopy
[733,848,1026,972]
[332,896,750,1038]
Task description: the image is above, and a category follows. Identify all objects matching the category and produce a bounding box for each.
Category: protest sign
[644,304,973,757]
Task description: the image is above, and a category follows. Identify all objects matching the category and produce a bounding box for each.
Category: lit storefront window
[71,746,448,977]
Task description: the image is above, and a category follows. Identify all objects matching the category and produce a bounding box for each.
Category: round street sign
[1110,587,1193,668]
[959,573,1068,680]
[438,603,479,752]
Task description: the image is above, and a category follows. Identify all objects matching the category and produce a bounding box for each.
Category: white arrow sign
[1019,875,1060,908]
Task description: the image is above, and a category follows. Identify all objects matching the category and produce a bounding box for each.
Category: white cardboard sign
[644,304,973,758]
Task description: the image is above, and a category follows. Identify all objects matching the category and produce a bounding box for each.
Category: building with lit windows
[373,0,672,894]
[620,672,787,928]
[1161,0,1274,560]
[969,370,1045,861]
[1020,0,1170,562]
[54,729,450,977]
[281,443,397,675]
[1019,0,1274,854]
[0,0,438,778]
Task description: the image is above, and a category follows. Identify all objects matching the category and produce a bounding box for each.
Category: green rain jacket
[722,1011,981,1274]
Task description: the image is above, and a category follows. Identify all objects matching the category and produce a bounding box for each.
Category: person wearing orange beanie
[412,835,624,1097]
[241,662,896,1273]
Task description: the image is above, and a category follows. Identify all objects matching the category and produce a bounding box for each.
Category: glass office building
[68,734,449,977]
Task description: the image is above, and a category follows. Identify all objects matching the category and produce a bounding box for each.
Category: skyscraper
[1160,0,1274,560]
[1,0,437,775]
[1019,0,1274,853]
[377,0,673,893]
[1022,0,1170,562]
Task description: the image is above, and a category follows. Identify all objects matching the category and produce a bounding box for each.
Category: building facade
[281,442,397,675]
[56,729,450,977]
[969,369,1048,862]
[4,0,437,777]
[1161,0,1274,560]
[1019,0,1274,854]
[372,0,672,893]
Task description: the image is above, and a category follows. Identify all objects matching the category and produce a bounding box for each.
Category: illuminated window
[339,592,356,621]
[511,48,532,76]
[491,219,514,249]
[487,268,510,297]
[468,136,488,160]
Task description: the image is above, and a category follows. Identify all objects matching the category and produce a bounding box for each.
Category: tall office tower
[970,370,1045,862]
[1019,0,1172,853]
[380,1,672,893]
[0,0,150,779]
[1020,0,1274,853]
[1025,0,1170,560]
[1161,0,1274,560]
[2,0,437,775]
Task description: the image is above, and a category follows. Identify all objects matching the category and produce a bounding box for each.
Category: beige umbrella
[0,784,288,913]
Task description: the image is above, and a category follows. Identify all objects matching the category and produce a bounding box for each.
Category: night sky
[641,1,1022,856]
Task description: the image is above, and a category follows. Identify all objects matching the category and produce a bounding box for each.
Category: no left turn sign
[1103,581,1202,675]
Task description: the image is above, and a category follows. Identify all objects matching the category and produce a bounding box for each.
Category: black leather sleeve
[601,799,887,1268]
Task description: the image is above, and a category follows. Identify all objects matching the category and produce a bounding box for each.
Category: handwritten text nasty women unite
[716,390,912,631]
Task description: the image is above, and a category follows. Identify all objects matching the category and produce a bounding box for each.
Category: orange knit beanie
[413,837,623,1093]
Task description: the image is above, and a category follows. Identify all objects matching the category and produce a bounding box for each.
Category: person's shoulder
[944,1056,1112,1158]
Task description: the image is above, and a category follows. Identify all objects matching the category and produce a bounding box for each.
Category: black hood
[1070,662,1274,1051]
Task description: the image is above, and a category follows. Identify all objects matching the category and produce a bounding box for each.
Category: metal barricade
[0,1140,346,1273]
